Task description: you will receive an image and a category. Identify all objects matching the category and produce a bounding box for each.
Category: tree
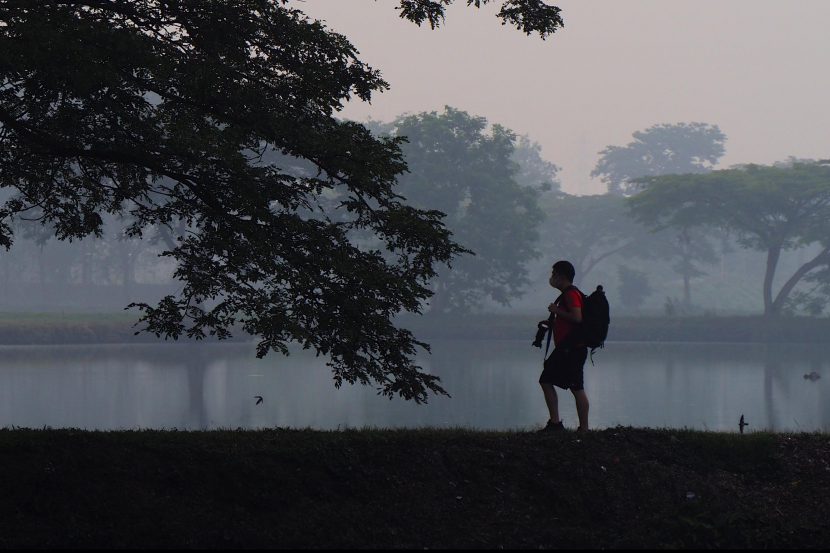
[616,264,652,311]
[665,227,720,309]
[512,134,561,191]
[535,190,720,304]
[24,211,169,296]
[591,122,727,196]
[784,267,830,317]
[0,1,565,402]
[0,1,460,402]
[631,225,722,309]
[592,122,727,305]
[394,0,564,38]
[391,107,547,312]
[627,162,830,317]
[535,193,644,287]
[364,122,561,191]
[780,238,830,317]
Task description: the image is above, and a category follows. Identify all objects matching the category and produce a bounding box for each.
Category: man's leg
[540,382,560,423]
[572,388,589,430]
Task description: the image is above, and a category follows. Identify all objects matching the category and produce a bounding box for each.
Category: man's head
[549,260,575,290]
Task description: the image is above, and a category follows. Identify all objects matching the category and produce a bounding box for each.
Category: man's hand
[547,303,564,316]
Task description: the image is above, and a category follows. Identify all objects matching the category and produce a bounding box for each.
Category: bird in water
[254,396,263,405]
[803,371,821,381]
[739,415,748,434]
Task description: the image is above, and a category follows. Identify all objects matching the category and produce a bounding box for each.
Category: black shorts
[539,345,588,391]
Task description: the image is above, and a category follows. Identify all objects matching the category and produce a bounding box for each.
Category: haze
[299,0,830,194]
[1,1,829,436]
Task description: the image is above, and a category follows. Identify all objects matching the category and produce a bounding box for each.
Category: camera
[532,320,550,348]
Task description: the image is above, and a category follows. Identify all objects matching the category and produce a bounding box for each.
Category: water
[1,341,828,432]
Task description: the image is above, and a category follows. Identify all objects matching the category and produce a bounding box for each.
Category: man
[538,260,590,431]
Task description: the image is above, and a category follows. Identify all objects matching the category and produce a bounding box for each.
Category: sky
[296,0,830,195]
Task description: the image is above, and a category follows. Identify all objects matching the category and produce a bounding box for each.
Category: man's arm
[548,304,582,323]
[547,290,583,323]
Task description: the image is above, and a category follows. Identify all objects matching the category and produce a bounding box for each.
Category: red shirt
[553,288,583,347]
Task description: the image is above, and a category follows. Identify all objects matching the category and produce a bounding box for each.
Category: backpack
[577,285,610,353]
[545,285,610,364]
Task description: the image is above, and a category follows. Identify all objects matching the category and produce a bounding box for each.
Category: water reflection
[0,341,827,432]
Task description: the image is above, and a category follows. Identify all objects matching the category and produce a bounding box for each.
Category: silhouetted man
[538,260,590,431]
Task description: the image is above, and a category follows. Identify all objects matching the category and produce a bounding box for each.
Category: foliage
[636,225,722,308]
[392,107,547,312]
[627,162,830,316]
[590,123,727,306]
[616,264,652,310]
[512,134,561,191]
[0,0,478,402]
[784,265,830,316]
[535,193,644,286]
[14,211,166,286]
[395,0,564,38]
[592,122,726,196]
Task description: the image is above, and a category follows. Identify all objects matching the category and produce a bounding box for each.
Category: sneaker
[538,419,565,432]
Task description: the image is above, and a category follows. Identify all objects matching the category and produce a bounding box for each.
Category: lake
[1,341,828,432]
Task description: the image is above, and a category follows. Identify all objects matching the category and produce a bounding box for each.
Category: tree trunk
[158,225,178,252]
[762,244,782,316]
[120,240,135,303]
[428,281,449,315]
[580,244,631,288]
[678,230,693,309]
[770,245,830,315]
[683,271,691,308]
[572,264,582,288]
[81,239,91,285]
[37,248,48,302]
[1,254,7,309]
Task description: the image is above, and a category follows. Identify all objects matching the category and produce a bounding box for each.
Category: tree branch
[772,245,830,313]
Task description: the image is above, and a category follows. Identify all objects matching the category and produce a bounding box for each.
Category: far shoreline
[0,312,828,345]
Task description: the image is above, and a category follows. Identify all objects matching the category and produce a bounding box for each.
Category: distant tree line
[360,112,830,318]
[4,101,827,319]
[628,159,830,317]
[2,0,821,405]
[0,207,177,308]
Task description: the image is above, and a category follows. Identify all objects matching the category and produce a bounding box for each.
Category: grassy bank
[398,314,830,343]
[0,426,827,548]
[0,312,247,345]
[1,312,829,344]
[0,312,149,345]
